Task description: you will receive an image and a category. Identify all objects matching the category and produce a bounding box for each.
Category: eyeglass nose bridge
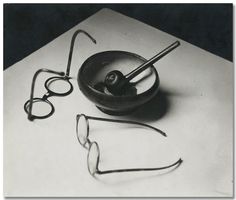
[84,138,92,150]
[42,92,51,100]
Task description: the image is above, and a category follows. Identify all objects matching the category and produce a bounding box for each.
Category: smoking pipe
[104,41,180,95]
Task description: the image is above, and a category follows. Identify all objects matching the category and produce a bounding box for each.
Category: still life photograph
[3,3,233,198]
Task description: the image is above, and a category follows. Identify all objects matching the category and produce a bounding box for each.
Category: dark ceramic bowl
[77,51,159,115]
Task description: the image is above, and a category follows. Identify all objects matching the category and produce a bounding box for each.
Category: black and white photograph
[3,3,233,198]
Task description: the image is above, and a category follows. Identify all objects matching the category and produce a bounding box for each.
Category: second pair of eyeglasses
[76,113,183,177]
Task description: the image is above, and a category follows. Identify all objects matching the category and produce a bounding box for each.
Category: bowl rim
[77,50,159,101]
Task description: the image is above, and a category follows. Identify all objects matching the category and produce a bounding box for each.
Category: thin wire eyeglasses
[76,114,183,176]
[24,30,96,121]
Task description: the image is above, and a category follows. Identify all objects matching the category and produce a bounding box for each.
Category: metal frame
[76,114,183,176]
[24,68,65,120]
[24,29,96,121]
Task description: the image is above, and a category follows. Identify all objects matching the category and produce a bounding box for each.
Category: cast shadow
[127,88,172,123]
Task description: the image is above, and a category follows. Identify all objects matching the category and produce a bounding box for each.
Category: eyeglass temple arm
[85,115,167,137]
[97,158,182,175]
[27,68,65,121]
[65,29,96,77]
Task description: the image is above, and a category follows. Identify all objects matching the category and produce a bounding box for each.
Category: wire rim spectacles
[76,113,182,177]
[24,30,96,121]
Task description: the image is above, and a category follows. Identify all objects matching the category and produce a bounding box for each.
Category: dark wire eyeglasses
[76,114,183,176]
[24,30,96,121]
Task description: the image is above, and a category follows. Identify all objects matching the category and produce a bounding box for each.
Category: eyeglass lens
[24,98,55,119]
[87,142,100,175]
[44,76,73,96]
[76,115,90,147]
[25,76,73,120]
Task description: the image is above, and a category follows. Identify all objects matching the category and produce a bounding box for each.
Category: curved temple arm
[65,30,97,77]
[27,68,65,121]
[97,158,182,175]
[78,114,167,137]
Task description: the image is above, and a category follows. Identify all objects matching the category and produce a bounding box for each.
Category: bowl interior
[81,51,157,95]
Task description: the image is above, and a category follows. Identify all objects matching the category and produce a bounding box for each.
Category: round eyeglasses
[24,30,96,121]
[24,68,70,120]
[76,114,183,176]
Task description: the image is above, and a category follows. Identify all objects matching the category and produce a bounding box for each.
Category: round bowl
[77,51,159,115]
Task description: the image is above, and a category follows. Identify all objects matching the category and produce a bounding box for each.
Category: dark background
[3,4,233,70]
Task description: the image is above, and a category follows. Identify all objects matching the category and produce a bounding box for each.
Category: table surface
[4,8,233,197]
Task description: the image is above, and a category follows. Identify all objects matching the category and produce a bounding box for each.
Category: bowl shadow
[126,88,172,123]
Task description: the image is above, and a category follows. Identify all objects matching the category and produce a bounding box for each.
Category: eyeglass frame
[76,113,183,176]
[24,29,96,121]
